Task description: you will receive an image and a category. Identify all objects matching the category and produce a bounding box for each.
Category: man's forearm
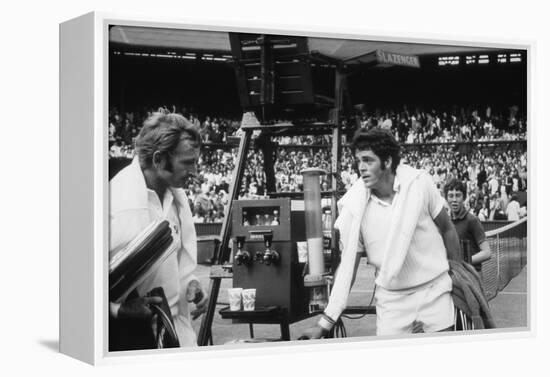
[320,252,361,328]
[471,240,491,265]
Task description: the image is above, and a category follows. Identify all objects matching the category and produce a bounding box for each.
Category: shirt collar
[147,186,176,212]
[451,205,469,220]
[369,175,400,207]
[393,174,401,193]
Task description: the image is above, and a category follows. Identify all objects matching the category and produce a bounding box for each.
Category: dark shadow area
[38,339,59,352]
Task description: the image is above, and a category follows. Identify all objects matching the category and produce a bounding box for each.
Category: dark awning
[109,25,505,63]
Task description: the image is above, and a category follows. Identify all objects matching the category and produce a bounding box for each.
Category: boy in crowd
[444,178,491,272]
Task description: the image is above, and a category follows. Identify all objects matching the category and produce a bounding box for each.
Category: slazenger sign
[376,50,420,68]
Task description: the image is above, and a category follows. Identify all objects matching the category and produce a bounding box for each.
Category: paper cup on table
[242,289,256,311]
[228,288,243,311]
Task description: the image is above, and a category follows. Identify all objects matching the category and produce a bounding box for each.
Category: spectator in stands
[193,185,211,221]
[192,206,206,223]
[478,201,489,221]
[488,194,499,220]
[506,194,521,221]
[519,166,527,190]
[498,186,510,215]
[477,163,487,189]
[445,179,491,272]
[209,120,224,143]
[488,174,499,196]
[468,194,477,215]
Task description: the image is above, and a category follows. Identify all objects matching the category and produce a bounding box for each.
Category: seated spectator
[193,186,211,216]
[192,207,206,223]
[478,200,489,221]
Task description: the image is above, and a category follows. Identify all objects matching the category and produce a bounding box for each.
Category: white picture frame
[59,11,533,365]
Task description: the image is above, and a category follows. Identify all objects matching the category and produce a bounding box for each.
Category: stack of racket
[110,220,177,302]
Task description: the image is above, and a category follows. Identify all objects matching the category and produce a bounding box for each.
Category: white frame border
[60,11,535,365]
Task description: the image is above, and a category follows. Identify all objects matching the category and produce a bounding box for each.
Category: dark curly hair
[351,127,401,173]
[444,178,466,198]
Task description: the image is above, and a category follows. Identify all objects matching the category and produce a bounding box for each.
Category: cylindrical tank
[301,168,326,276]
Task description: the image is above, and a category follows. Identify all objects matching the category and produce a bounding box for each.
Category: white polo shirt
[359,173,450,290]
[110,158,199,346]
[137,188,183,317]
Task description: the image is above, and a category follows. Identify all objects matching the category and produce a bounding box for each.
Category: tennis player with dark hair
[302,127,461,338]
[109,112,208,350]
[444,178,491,272]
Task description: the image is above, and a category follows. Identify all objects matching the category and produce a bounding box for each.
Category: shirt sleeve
[423,173,445,219]
[469,215,487,245]
[336,202,365,255]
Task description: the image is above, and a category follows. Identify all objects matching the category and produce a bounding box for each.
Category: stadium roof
[110,25,505,63]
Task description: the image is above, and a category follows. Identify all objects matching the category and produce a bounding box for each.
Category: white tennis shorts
[375,272,455,335]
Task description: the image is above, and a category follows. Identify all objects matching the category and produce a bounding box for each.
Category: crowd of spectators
[404,148,527,221]
[356,105,526,144]
[109,105,241,158]
[109,105,527,223]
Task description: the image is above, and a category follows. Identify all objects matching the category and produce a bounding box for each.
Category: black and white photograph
[107,24,528,352]
[5,0,548,374]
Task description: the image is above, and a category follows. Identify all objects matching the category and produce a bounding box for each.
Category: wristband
[318,313,336,332]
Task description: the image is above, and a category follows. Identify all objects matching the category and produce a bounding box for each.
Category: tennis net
[482,217,527,300]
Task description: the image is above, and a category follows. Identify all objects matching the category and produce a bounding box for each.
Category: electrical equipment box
[230,198,310,323]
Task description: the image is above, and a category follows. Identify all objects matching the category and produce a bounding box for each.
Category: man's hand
[187,280,209,320]
[299,325,328,340]
[117,296,163,320]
